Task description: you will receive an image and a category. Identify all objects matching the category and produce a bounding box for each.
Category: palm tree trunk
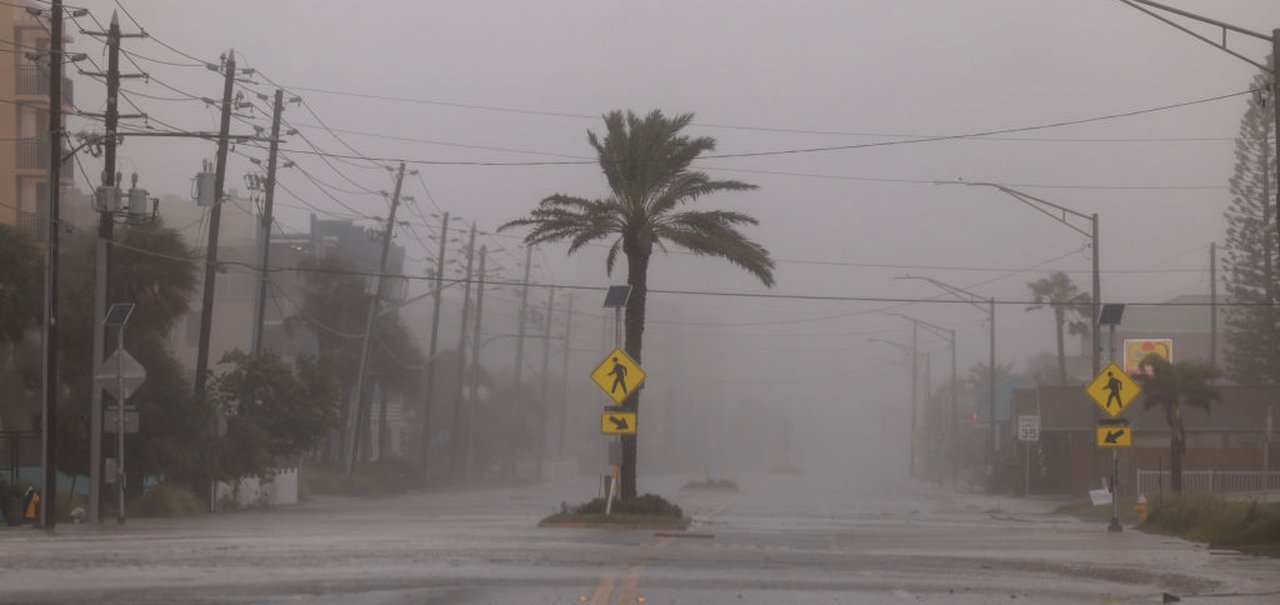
[620,244,650,499]
[1170,434,1185,494]
[1055,310,1067,386]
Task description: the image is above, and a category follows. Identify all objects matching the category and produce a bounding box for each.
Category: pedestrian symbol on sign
[609,357,628,395]
[1105,371,1123,410]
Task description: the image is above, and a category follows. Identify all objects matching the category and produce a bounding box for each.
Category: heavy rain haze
[56,0,1274,478]
[4,1,1280,603]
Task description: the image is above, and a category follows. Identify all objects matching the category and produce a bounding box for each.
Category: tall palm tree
[1134,355,1220,493]
[501,109,775,497]
[1025,271,1092,386]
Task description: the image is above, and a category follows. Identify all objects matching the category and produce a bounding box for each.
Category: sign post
[102,303,137,525]
[1017,415,1040,495]
[598,286,636,515]
[1085,361,1140,533]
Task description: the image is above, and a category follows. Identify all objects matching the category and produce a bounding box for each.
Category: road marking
[588,571,618,605]
[586,498,733,603]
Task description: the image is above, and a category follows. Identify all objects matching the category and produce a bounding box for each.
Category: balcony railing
[16,211,41,238]
[15,65,75,105]
[16,138,73,175]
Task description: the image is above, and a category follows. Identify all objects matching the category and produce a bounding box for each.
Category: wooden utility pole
[536,288,555,480]
[251,89,286,355]
[193,50,238,399]
[459,245,486,480]
[39,0,64,530]
[508,244,533,477]
[557,293,574,457]
[344,163,407,472]
[448,223,476,481]
[419,213,449,471]
[81,10,144,525]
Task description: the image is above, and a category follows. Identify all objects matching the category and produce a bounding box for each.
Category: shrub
[1144,493,1280,551]
[133,483,205,517]
[573,493,683,518]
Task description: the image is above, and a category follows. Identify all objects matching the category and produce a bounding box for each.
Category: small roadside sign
[1017,415,1040,442]
[1096,419,1132,448]
[601,410,637,435]
[104,407,140,434]
[590,348,646,405]
[95,348,147,402]
[1085,362,1140,418]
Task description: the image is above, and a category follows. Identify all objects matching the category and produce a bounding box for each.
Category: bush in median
[133,483,205,517]
[572,493,683,518]
[1143,493,1280,555]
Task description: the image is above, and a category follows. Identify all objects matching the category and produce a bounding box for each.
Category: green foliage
[1135,355,1221,417]
[208,350,342,480]
[1222,56,1280,385]
[572,493,683,518]
[1144,494,1280,555]
[0,224,42,345]
[681,478,738,492]
[111,220,197,339]
[1025,271,1092,385]
[501,109,774,288]
[132,483,205,517]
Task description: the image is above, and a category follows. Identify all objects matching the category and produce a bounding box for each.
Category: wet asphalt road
[3,471,1279,604]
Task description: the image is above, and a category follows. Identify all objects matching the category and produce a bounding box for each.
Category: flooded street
[4,472,1278,604]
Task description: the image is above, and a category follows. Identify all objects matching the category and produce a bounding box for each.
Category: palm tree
[501,109,775,497]
[1134,355,1220,493]
[0,224,41,347]
[1025,271,1092,386]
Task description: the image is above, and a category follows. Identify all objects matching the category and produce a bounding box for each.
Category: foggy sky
[65,0,1280,467]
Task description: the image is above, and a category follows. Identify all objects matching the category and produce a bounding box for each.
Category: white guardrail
[1136,469,1280,496]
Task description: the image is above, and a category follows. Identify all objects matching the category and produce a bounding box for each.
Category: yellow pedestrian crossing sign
[591,348,646,404]
[1085,362,1141,418]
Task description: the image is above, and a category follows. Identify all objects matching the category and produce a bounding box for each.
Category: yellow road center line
[589,571,619,605]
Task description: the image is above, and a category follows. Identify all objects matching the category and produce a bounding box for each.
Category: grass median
[1056,494,1280,556]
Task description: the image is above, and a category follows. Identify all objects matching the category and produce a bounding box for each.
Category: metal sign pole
[1108,322,1121,533]
[116,325,126,525]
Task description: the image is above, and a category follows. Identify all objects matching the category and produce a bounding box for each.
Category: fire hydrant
[1134,495,1149,523]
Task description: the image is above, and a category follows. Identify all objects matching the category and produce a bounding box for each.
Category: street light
[897,274,997,491]
[934,180,1100,378]
[886,313,959,489]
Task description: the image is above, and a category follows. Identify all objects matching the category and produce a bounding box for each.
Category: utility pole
[909,321,918,477]
[39,0,64,530]
[344,162,407,472]
[448,223,477,481]
[1210,241,1218,372]
[949,328,958,489]
[509,244,533,478]
[250,89,285,355]
[557,293,574,457]
[536,288,555,481]
[456,244,485,481]
[81,10,144,525]
[988,297,997,490]
[419,213,449,472]
[193,50,237,400]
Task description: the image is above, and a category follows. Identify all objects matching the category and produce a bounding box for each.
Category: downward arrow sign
[1104,429,1125,444]
[609,416,629,430]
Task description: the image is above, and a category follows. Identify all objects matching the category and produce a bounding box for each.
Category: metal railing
[16,139,47,169]
[1137,469,1280,497]
[15,65,74,104]
[16,211,40,238]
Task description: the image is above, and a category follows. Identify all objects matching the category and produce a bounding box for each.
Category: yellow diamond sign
[591,348,646,404]
[1085,362,1141,418]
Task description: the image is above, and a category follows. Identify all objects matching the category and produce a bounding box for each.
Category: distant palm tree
[1025,271,1092,386]
[1134,355,1220,493]
[501,110,775,497]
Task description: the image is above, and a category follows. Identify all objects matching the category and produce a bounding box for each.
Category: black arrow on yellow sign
[608,415,629,431]
[1104,429,1126,444]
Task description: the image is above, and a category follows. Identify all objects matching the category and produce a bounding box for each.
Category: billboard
[1123,338,1173,375]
